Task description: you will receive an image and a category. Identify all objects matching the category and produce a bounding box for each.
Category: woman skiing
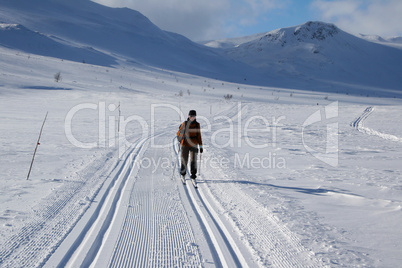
[177,110,203,183]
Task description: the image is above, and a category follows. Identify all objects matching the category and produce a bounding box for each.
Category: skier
[177,110,203,183]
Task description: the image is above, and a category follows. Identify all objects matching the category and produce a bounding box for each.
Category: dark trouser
[180,146,198,179]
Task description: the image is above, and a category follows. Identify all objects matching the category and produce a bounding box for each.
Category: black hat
[189,110,197,116]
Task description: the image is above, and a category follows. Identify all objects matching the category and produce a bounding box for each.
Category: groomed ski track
[172,138,248,268]
[45,123,250,267]
[34,103,322,267]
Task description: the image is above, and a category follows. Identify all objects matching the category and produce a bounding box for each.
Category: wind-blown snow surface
[1,44,402,267]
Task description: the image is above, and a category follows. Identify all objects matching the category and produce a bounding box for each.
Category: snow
[0,0,262,85]
[206,21,402,97]
[1,1,402,267]
[200,32,267,49]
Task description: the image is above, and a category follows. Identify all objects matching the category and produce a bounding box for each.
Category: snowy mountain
[201,32,267,49]
[206,21,402,96]
[0,0,259,83]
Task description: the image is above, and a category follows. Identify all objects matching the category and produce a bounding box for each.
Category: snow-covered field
[1,42,402,267]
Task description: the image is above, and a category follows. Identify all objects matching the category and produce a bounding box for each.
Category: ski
[181,175,186,185]
[191,179,198,189]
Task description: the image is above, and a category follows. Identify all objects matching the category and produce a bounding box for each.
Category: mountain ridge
[205,21,402,95]
[204,21,402,49]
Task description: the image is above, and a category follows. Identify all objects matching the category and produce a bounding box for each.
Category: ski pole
[178,136,182,153]
[198,153,202,178]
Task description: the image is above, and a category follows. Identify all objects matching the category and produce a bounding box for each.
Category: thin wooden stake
[27,112,48,180]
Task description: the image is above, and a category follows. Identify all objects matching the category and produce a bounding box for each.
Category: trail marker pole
[27,112,48,180]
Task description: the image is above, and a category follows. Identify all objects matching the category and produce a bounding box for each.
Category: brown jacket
[177,120,203,148]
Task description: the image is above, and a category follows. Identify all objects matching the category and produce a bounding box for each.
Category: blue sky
[93,0,402,41]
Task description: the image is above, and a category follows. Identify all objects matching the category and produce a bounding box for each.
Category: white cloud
[243,0,280,14]
[92,0,285,40]
[235,0,286,27]
[92,0,230,40]
[312,0,402,36]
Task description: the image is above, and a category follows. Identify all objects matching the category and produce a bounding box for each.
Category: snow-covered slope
[201,32,267,49]
[359,34,402,49]
[0,23,117,66]
[1,43,402,266]
[388,36,402,44]
[207,21,402,96]
[1,3,402,268]
[0,0,260,83]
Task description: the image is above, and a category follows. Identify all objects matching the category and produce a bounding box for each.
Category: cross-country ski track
[45,130,248,268]
[351,106,402,143]
[44,104,322,268]
[2,104,327,267]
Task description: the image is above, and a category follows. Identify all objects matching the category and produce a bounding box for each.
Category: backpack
[177,121,188,143]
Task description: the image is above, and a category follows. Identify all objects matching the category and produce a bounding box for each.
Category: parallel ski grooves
[80,141,145,267]
[204,180,323,267]
[108,138,202,267]
[0,145,124,267]
[351,106,402,142]
[173,137,246,268]
[350,106,374,129]
[44,137,147,267]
